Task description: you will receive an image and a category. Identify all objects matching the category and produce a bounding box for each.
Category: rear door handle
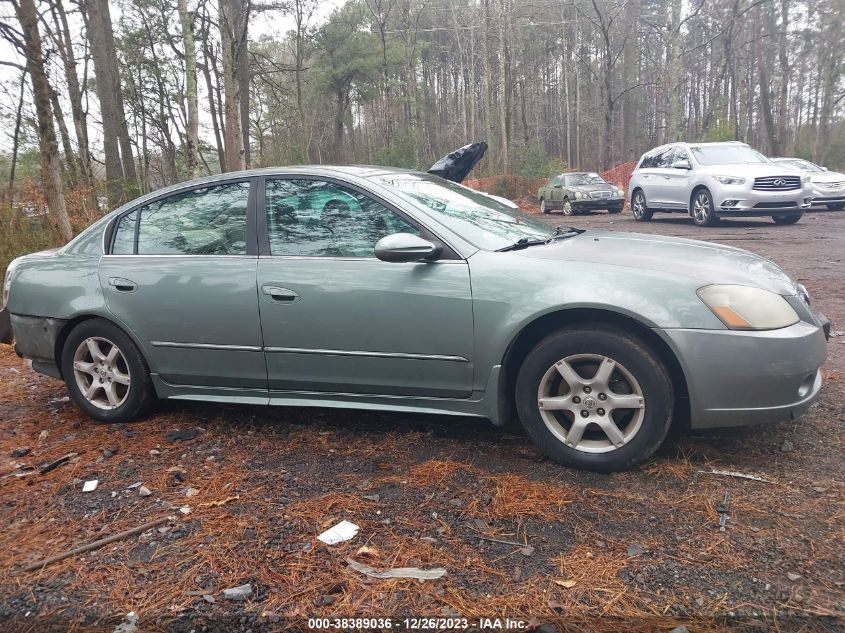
[261,285,300,303]
[108,277,137,292]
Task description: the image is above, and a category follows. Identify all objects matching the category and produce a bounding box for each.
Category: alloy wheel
[73,337,132,410]
[563,200,573,215]
[540,198,547,213]
[536,353,645,453]
[693,192,710,224]
[632,193,645,219]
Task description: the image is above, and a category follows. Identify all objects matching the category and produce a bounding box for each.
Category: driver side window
[264,179,420,258]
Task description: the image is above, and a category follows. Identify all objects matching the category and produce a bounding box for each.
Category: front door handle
[108,277,137,292]
[262,285,300,303]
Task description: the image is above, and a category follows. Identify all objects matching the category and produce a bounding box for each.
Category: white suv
[628,141,813,227]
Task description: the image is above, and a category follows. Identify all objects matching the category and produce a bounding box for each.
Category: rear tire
[825,203,844,211]
[631,190,653,221]
[515,325,673,472]
[772,213,803,225]
[690,188,718,227]
[61,318,156,423]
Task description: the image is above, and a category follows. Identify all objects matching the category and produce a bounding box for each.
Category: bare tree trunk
[218,0,248,171]
[50,88,78,183]
[85,0,137,205]
[7,73,26,204]
[496,0,509,173]
[178,0,200,178]
[15,0,73,241]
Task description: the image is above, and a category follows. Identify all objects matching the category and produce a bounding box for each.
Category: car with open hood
[538,172,625,215]
[770,157,845,210]
[0,158,830,471]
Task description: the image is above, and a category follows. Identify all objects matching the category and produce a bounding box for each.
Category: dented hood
[428,142,488,183]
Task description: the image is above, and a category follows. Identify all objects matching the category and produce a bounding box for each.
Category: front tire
[562,199,574,216]
[771,213,802,225]
[515,325,673,472]
[631,190,653,221]
[826,203,845,211]
[61,318,156,423]
[691,188,718,227]
[540,198,549,214]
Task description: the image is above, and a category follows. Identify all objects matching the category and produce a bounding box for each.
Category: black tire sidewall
[632,191,652,221]
[515,327,673,472]
[61,318,154,423]
[772,213,803,225]
[692,189,717,226]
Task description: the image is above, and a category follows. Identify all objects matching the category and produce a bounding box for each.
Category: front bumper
[0,308,11,344]
[572,198,624,211]
[714,185,811,216]
[661,317,828,429]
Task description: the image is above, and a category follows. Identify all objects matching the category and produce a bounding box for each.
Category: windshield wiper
[496,226,585,252]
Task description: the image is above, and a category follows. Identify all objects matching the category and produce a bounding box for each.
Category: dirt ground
[0,208,843,633]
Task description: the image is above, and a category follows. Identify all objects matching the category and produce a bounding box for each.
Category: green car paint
[0,166,828,436]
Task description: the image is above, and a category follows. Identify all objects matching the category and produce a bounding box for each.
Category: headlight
[574,191,584,199]
[697,284,799,330]
[614,189,624,197]
[802,175,811,183]
[714,175,745,185]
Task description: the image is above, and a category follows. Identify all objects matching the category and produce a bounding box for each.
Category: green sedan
[538,172,625,215]
[0,166,829,471]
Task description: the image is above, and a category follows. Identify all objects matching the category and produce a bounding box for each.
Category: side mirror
[374,233,440,263]
[671,160,692,170]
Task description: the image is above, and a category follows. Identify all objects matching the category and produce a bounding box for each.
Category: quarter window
[265,179,420,258]
[112,210,137,255]
[125,182,250,256]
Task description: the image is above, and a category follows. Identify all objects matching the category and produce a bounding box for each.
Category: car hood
[516,231,797,295]
[428,142,488,183]
[697,163,804,179]
[809,170,845,183]
[570,183,616,193]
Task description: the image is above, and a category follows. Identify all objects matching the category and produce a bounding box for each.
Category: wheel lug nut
[597,408,605,416]
[583,387,592,394]
[572,396,581,404]
[580,410,589,418]
[598,393,607,400]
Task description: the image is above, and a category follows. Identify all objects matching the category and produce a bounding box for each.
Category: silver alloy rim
[540,198,546,213]
[537,354,645,454]
[693,193,710,223]
[633,194,644,218]
[563,200,572,215]
[73,337,131,410]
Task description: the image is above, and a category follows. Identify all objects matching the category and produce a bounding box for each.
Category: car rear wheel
[562,199,574,215]
[826,203,845,211]
[771,213,803,225]
[631,190,653,221]
[515,325,673,472]
[540,198,549,214]
[691,189,718,227]
[61,318,156,423]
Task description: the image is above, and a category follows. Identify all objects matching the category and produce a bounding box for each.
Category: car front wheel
[691,189,718,226]
[61,318,156,423]
[631,190,653,221]
[562,199,574,215]
[826,203,845,211]
[515,325,673,472]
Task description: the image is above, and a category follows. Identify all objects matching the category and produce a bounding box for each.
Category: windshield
[566,173,605,186]
[690,145,770,166]
[372,173,554,251]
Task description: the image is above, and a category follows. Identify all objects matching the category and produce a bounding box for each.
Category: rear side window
[113,182,250,255]
[111,210,137,255]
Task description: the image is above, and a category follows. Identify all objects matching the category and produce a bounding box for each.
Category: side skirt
[151,372,500,423]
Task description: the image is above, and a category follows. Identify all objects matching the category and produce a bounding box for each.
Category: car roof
[643,141,748,155]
